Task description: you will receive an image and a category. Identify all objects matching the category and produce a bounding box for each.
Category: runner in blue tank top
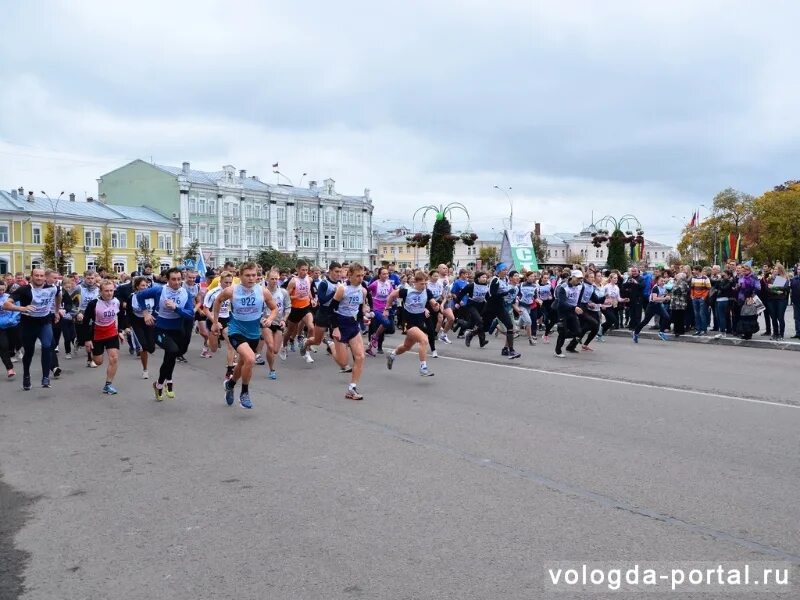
[330,263,370,400]
[211,262,279,409]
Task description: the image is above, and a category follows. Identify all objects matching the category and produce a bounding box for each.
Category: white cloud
[2,0,799,248]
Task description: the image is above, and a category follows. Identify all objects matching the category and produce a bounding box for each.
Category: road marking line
[439,355,799,409]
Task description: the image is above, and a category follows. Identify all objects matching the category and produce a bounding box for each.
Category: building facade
[540,225,675,268]
[0,188,180,274]
[98,160,376,267]
[376,227,500,271]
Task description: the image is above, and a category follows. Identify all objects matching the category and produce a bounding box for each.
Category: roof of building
[0,190,178,226]
[147,161,369,204]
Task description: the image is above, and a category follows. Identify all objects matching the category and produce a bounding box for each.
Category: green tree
[42,223,78,274]
[429,216,455,267]
[135,236,157,271]
[183,239,200,263]
[606,229,629,272]
[255,247,299,272]
[96,227,113,273]
[478,245,499,267]
[531,233,548,267]
[751,181,800,264]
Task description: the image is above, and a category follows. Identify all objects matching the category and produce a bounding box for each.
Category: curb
[607,329,800,352]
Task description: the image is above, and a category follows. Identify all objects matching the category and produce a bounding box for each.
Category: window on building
[253,204,260,219]
[357,213,363,225]
[189,197,197,213]
[262,230,270,246]
[0,224,8,243]
[232,227,239,244]
[245,204,252,218]
[86,260,97,271]
[209,198,216,214]
[198,198,206,214]
[113,261,125,273]
[324,207,335,225]
[277,207,286,222]
[199,225,207,244]
[111,230,127,248]
[224,227,230,245]
[135,232,149,248]
[209,225,216,244]
[310,209,317,223]
[158,233,172,251]
[32,225,42,245]
[84,230,93,247]
[0,257,7,274]
[94,230,101,246]
[247,229,256,246]
[277,231,286,248]
[324,234,337,250]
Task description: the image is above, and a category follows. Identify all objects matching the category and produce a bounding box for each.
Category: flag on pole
[195,244,207,282]
[272,162,279,169]
[689,209,699,228]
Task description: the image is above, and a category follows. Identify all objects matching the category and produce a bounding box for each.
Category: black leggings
[482,303,515,351]
[130,316,156,354]
[0,326,17,370]
[580,311,600,345]
[601,307,619,334]
[155,328,189,384]
[426,309,440,351]
[542,300,556,335]
[464,303,486,344]
[555,311,581,353]
[22,318,53,379]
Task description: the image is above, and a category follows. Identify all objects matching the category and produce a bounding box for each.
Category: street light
[41,191,65,273]
[493,185,513,231]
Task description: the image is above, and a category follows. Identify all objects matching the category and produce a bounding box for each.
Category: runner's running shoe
[224,380,235,406]
[239,392,253,409]
[102,383,118,395]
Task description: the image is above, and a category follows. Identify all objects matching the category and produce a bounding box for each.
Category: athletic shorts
[288,305,312,323]
[267,322,284,333]
[228,334,260,353]
[91,335,120,356]
[206,317,230,332]
[314,308,333,329]
[404,312,427,331]
[194,311,205,322]
[336,317,361,343]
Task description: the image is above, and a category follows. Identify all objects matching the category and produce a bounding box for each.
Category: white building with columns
[98,160,376,268]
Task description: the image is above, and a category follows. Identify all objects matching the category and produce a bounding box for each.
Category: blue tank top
[519,284,537,305]
[336,284,364,319]
[471,283,489,303]
[403,288,428,315]
[157,286,189,321]
[537,284,552,301]
[228,284,264,339]
[29,285,59,319]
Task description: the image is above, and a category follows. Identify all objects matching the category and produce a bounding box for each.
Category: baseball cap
[571,270,584,278]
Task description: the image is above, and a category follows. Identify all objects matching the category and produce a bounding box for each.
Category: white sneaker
[430,350,439,358]
[279,348,287,361]
[88,361,98,368]
[142,370,149,379]
[438,332,452,344]
[64,352,72,359]
[304,353,314,364]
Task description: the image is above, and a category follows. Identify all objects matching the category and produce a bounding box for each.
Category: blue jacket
[135,284,194,331]
[641,272,653,299]
[790,275,800,304]
[0,293,21,329]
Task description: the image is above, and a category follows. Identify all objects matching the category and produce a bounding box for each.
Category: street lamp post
[41,191,65,273]
[493,185,513,231]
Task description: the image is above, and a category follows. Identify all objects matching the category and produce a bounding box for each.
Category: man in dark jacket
[621,267,645,331]
[790,270,800,339]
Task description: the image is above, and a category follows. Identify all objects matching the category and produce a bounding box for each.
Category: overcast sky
[1,1,798,245]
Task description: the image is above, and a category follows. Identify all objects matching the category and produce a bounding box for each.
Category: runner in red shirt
[83,280,125,395]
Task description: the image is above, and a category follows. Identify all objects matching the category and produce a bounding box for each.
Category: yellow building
[0,188,181,275]
[377,232,418,269]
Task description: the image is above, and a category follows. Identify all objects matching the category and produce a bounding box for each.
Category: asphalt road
[1,332,798,599]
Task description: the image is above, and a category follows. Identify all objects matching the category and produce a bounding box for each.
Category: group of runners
[2,258,797,406]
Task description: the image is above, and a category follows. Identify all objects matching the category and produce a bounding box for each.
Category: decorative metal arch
[413,202,470,227]
[595,214,642,235]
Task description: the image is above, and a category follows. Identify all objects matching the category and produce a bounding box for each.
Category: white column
[239,195,247,255]
[217,194,225,252]
[286,202,296,252]
[337,204,343,262]
[269,201,278,248]
[318,203,324,255]
[179,189,190,250]
[362,208,370,265]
